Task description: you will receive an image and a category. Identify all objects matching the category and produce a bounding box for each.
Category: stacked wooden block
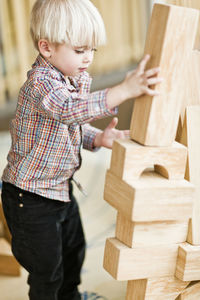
[0,199,20,276]
[103,3,200,299]
[103,139,196,299]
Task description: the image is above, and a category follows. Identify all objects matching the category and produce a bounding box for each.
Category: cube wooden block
[0,238,20,276]
[104,170,194,222]
[126,277,190,300]
[110,139,187,181]
[176,281,200,300]
[130,4,199,146]
[103,237,179,280]
[116,213,189,248]
[176,242,200,281]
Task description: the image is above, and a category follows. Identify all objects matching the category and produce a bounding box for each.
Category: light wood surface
[179,107,200,245]
[176,242,200,281]
[104,170,194,222]
[163,1,200,123]
[0,199,11,244]
[116,213,188,248]
[103,238,179,280]
[130,4,199,146]
[176,281,200,300]
[110,139,187,181]
[0,238,20,276]
[126,277,189,300]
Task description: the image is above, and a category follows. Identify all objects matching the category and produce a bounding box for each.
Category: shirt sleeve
[40,72,118,125]
[82,124,102,151]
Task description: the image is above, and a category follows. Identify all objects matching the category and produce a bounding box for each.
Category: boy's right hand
[106,54,163,110]
[121,54,163,99]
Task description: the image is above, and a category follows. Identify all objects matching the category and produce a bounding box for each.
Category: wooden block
[116,213,188,247]
[126,277,190,300]
[0,199,11,243]
[130,4,199,146]
[176,281,200,300]
[180,107,200,245]
[110,139,187,181]
[176,242,200,281]
[163,1,200,123]
[103,237,179,280]
[164,0,200,9]
[126,279,147,300]
[104,170,194,221]
[0,238,20,276]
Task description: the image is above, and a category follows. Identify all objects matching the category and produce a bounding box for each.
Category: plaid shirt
[2,55,117,201]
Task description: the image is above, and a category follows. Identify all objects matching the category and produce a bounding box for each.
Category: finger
[137,54,150,74]
[143,87,160,96]
[145,67,160,78]
[106,117,118,130]
[146,77,163,86]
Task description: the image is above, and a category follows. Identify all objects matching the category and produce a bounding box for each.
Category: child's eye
[75,49,84,54]
[92,48,97,52]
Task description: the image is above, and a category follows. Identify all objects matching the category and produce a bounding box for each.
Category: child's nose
[83,51,93,64]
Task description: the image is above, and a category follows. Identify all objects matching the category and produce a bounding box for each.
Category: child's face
[49,43,95,76]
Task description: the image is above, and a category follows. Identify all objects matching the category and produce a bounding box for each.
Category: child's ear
[38,39,53,58]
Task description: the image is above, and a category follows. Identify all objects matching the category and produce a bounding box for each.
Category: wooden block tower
[103,2,200,299]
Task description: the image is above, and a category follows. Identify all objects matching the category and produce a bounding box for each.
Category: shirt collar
[33,54,67,82]
[32,54,83,91]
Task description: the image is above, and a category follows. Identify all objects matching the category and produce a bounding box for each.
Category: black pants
[1,181,86,300]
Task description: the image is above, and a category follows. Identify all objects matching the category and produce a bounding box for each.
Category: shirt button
[19,203,24,208]
[19,193,23,197]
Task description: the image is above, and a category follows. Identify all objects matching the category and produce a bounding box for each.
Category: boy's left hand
[94,117,130,149]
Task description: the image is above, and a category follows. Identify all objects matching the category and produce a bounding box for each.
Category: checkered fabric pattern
[2,55,117,201]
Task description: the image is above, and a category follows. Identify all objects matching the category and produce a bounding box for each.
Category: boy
[1,0,162,299]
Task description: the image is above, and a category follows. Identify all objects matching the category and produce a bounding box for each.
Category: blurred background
[0,0,153,132]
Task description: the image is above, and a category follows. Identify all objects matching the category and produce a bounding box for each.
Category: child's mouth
[79,68,87,72]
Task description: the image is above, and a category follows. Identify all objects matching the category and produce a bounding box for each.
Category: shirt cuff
[82,124,102,152]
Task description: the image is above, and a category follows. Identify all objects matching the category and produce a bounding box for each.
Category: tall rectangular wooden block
[176,242,200,281]
[104,170,194,221]
[130,4,199,146]
[103,238,179,280]
[110,139,187,181]
[116,213,188,248]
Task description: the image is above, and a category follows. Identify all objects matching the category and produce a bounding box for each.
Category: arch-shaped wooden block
[104,170,194,222]
[110,139,187,181]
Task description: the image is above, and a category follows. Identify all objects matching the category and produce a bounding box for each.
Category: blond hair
[30,0,106,50]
